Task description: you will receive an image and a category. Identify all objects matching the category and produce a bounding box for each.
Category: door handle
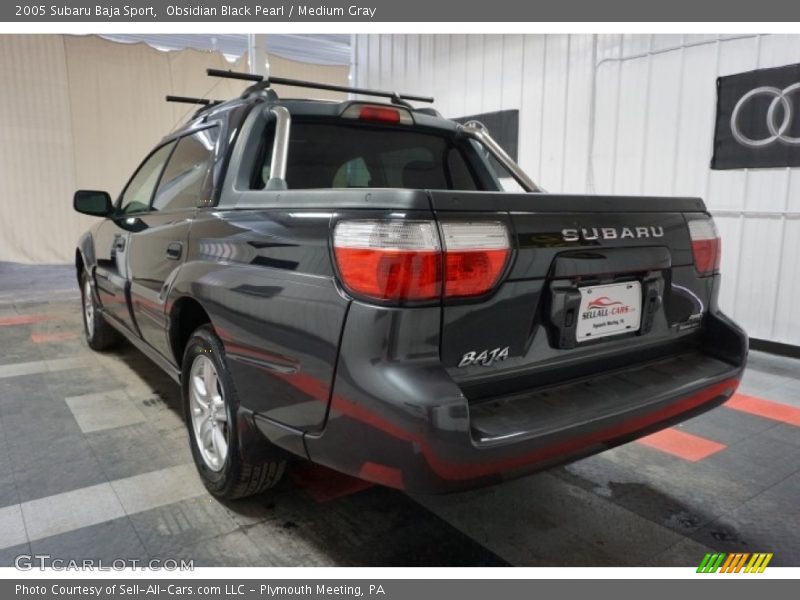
[166,242,183,260]
[114,236,126,251]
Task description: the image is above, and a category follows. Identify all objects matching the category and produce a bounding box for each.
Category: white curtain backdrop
[0,34,349,264]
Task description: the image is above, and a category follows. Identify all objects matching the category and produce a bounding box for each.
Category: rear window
[252,122,480,191]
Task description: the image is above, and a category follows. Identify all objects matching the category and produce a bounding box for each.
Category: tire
[80,270,120,351]
[182,325,286,499]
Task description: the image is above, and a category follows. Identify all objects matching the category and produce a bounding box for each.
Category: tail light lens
[333,221,442,302]
[440,222,511,297]
[333,220,511,303]
[688,217,721,276]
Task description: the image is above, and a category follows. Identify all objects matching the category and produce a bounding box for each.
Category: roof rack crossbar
[166,95,220,106]
[206,68,434,105]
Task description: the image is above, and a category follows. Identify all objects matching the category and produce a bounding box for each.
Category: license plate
[576,281,642,342]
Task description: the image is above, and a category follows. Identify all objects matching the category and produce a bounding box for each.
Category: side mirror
[73,190,113,217]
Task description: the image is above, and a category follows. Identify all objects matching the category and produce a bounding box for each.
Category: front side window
[153,127,219,211]
[118,142,175,214]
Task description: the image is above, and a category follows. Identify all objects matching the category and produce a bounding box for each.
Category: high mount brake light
[333,220,511,303]
[341,103,414,125]
[688,217,721,276]
[359,106,402,123]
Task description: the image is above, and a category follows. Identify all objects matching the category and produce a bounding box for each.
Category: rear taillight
[688,217,721,276]
[440,222,511,297]
[332,220,510,303]
[333,221,441,302]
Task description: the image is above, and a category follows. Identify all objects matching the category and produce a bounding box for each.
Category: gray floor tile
[65,389,146,433]
[764,381,800,408]
[702,435,800,490]
[29,516,148,562]
[0,373,50,404]
[691,495,800,566]
[110,464,206,515]
[739,367,794,397]
[129,496,240,557]
[0,542,31,567]
[747,351,800,379]
[0,467,19,509]
[642,536,715,567]
[150,529,265,567]
[12,441,108,503]
[86,422,188,481]
[20,482,125,542]
[243,519,340,567]
[603,443,762,515]
[0,360,51,380]
[677,405,776,446]
[5,428,90,473]
[416,470,687,566]
[758,422,800,447]
[42,366,125,399]
[0,504,28,549]
[0,327,42,366]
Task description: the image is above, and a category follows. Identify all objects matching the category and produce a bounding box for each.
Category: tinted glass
[119,142,175,215]
[254,122,479,191]
[153,128,218,211]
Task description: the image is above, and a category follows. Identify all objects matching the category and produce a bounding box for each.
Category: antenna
[205,68,434,106]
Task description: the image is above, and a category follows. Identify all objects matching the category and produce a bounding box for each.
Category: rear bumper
[299,305,747,494]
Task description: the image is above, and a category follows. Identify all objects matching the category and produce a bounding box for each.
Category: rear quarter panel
[169,207,348,432]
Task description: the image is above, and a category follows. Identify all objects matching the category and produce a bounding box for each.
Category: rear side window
[153,127,219,211]
[252,122,479,191]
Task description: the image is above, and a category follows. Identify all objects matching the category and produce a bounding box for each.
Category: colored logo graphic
[697,552,773,573]
[586,296,624,310]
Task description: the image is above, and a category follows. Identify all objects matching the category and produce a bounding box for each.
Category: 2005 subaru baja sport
[73,70,747,498]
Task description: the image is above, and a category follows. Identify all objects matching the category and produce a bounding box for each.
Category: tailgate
[429,191,714,400]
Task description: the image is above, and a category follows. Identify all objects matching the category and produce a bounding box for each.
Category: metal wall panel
[354,33,800,346]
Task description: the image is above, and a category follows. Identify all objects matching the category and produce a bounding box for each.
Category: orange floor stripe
[0,315,46,326]
[637,427,726,461]
[30,331,76,344]
[726,393,800,427]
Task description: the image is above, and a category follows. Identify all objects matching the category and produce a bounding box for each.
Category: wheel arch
[169,296,215,367]
[75,231,96,285]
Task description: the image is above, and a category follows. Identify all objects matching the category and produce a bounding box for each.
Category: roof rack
[165,95,222,107]
[206,68,434,108]
[166,94,224,119]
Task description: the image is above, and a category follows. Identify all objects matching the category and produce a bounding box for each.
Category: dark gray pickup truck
[73,70,747,498]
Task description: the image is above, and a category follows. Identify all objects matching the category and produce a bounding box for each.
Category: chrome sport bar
[265,106,291,191]
[460,123,542,193]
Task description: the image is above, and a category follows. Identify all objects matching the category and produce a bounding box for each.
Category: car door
[127,126,220,361]
[94,142,175,332]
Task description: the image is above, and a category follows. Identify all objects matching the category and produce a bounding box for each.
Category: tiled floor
[0,262,798,567]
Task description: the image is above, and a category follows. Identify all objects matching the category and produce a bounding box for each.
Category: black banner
[3,0,800,22]
[712,63,800,170]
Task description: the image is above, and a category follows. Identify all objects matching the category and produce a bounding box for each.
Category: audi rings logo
[730,83,800,148]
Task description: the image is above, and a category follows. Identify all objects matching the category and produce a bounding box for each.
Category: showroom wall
[354,33,800,346]
[0,35,349,266]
